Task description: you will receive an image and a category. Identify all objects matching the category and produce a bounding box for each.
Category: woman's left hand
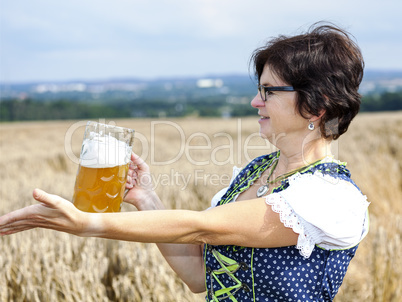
[124,152,161,210]
[0,189,89,236]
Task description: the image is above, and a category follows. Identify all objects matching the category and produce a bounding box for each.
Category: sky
[1,0,401,83]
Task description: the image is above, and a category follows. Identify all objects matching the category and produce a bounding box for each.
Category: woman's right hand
[124,152,160,210]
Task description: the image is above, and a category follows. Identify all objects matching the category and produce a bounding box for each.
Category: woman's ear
[309,109,326,122]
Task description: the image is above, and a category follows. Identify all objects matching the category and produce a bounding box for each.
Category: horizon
[1,69,401,101]
[1,68,402,86]
[1,69,402,87]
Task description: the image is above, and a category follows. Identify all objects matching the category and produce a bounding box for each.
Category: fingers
[126,175,134,189]
[33,188,57,207]
[0,204,39,235]
[0,225,35,236]
[127,154,144,189]
[1,189,86,237]
[130,152,150,172]
[126,165,139,189]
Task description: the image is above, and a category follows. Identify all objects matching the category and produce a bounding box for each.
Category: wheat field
[0,112,401,302]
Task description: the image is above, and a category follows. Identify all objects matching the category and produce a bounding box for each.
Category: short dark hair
[251,22,364,139]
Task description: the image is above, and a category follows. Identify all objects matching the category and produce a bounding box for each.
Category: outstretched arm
[0,189,298,248]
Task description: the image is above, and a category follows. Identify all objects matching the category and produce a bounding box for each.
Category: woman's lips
[258,115,270,122]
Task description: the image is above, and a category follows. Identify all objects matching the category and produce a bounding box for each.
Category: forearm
[156,243,205,293]
[137,195,206,292]
[87,209,206,292]
[116,193,207,292]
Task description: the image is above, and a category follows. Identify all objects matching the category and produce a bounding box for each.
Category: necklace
[256,159,279,197]
[256,157,326,197]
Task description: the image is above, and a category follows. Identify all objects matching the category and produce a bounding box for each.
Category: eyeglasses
[257,84,296,101]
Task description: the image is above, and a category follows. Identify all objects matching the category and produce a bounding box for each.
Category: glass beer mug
[72,121,135,213]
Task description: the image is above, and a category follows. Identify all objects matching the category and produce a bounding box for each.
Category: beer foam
[80,132,130,168]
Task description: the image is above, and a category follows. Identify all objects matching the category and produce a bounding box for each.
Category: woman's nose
[250,93,265,108]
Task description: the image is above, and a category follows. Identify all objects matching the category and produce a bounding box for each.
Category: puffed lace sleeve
[266,171,369,258]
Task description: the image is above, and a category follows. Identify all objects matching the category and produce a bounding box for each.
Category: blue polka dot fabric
[204,152,361,301]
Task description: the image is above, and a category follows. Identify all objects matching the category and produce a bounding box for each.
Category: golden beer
[73,164,129,213]
[72,121,134,213]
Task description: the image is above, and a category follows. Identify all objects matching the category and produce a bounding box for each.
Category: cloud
[1,0,402,82]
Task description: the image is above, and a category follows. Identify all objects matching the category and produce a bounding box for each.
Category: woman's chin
[259,128,272,141]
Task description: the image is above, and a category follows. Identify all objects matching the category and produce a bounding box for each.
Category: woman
[0,23,369,301]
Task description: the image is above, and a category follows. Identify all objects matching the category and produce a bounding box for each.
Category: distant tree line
[360,91,402,111]
[0,99,129,121]
[1,91,401,122]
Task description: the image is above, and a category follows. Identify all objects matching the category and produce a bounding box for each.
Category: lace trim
[266,170,368,258]
[265,193,317,258]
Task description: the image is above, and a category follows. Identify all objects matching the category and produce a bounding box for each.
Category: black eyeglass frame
[257,84,296,101]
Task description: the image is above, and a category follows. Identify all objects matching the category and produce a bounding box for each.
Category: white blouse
[209,167,370,259]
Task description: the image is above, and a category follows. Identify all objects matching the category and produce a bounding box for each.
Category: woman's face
[251,65,308,146]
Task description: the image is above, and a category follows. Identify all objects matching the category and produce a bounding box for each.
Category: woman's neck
[275,137,333,174]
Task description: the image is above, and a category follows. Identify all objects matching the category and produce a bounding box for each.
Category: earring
[308,120,315,131]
